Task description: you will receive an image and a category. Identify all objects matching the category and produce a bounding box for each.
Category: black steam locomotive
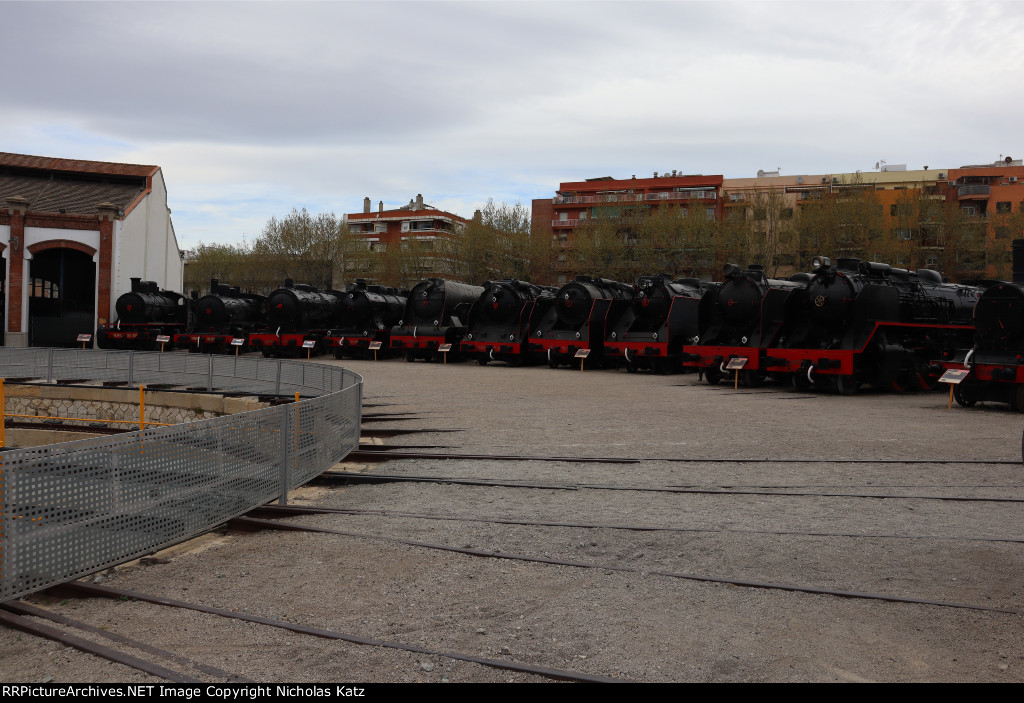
[683,264,804,385]
[461,279,558,365]
[527,275,634,369]
[764,257,980,393]
[943,239,1024,408]
[324,280,408,359]
[249,280,345,357]
[97,278,190,351]
[177,279,268,354]
[390,278,483,362]
[605,274,706,373]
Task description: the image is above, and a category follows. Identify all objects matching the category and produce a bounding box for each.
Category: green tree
[252,208,344,289]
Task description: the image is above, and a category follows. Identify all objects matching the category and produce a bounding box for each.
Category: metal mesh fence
[0,349,362,603]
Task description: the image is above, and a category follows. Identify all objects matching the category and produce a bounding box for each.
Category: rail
[0,348,362,603]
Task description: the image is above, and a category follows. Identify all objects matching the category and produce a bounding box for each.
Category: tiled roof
[0,152,158,178]
[0,172,146,215]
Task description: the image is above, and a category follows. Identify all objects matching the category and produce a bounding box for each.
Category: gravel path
[2,356,1023,682]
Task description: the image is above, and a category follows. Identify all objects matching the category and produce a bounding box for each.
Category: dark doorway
[29,248,96,347]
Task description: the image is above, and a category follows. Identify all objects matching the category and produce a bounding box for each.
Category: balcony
[958,184,991,198]
[552,219,579,227]
[553,190,717,206]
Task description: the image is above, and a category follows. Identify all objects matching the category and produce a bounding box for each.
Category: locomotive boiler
[390,278,484,362]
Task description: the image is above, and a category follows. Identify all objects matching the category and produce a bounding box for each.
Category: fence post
[275,361,282,396]
[207,355,213,392]
[46,348,54,384]
[279,404,290,506]
[128,350,134,387]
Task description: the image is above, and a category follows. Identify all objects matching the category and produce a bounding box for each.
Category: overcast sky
[2,0,1021,248]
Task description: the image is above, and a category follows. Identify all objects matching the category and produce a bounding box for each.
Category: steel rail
[351,448,1021,465]
[226,516,1021,616]
[1,601,250,682]
[319,471,1024,504]
[58,582,629,684]
[0,608,202,683]
[246,504,1024,545]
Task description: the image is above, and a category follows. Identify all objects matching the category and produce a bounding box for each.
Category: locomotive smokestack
[130,277,141,292]
[210,278,219,292]
[1013,239,1024,284]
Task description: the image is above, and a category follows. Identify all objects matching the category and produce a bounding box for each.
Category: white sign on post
[725,357,748,370]
[156,335,171,344]
[939,369,970,384]
[77,334,92,342]
[302,340,316,349]
[438,343,453,353]
[368,341,383,350]
[574,348,591,359]
[231,338,246,346]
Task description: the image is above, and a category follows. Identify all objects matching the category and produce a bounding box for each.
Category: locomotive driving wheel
[405,351,417,362]
[704,366,722,386]
[835,373,862,396]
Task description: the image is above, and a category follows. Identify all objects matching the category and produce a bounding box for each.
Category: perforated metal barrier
[0,348,362,603]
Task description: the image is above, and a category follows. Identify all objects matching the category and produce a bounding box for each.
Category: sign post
[438,343,452,365]
[725,357,748,389]
[231,338,246,356]
[368,340,382,361]
[77,333,92,349]
[302,339,316,360]
[156,334,170,353]
[938,368,970,409]
[574,348,591,372]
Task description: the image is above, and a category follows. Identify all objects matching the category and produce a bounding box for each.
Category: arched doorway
[29,248,96,347]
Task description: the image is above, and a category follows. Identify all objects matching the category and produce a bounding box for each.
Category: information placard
[939,369,970,384]
[231,338,246,346]
[155,335,171,344]
[76,333,92,342]
[574,348,591,358]
[368,341,383,350]
[725,357,748,370]
[302,340,316,349]
[438,343,453,353]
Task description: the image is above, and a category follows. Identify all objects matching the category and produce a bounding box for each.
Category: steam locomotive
[390,278,484,362]
[527,275,634,369]
[682,264,804,385]
[461,279,558,365]
[605,274,705,373]
[249,280,345,357]
[942,239,1024,409]
[324,280,408,359]
[97,278,190,350]
[176,279,268,354]
[764,257,980,393]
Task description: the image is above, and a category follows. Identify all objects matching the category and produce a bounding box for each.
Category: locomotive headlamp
[467,333,473,340]
[652,333,659,340]
[433,319,440,326]
[575,332,581,339]
[509,334,515,341]
[611,332,617,340]
[811,256,831,270]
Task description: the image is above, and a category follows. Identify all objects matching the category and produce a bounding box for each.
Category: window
[996,201,1012,214]
[374,223,386,233]
[961,205,979,217]
[705,207,715,219]
[781,207,794,219]
[896,229,913,240]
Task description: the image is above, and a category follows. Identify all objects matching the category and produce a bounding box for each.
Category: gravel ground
[2,355,1023,682]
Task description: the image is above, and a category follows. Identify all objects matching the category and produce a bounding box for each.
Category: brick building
[0,153,182,347]
[344,194,466,280]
